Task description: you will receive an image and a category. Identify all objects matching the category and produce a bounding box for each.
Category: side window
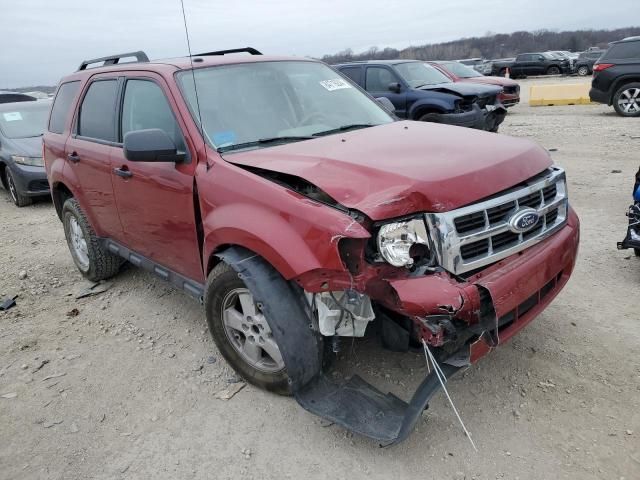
[537,55,545,61]
[340,67,362,86]
[78,80,119,142]
[365,67,394,92]
[516,54,527,62]
[121,79,186,152]
[606,42,640,60]
[49,81,80,134]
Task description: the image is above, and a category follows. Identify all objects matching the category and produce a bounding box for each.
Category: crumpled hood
[225,121,553,221]
[460,76,519,88]
[419,81,502,98]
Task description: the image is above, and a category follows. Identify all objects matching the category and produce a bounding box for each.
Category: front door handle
[113,167,133,179]
[67,152,80,163]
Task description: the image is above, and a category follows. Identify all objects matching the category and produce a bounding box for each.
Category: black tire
[635,248,640,257]
[576,66,589,76]
[205,262,291,395]
[546,66,561,75]
[62,198,122,281]
[612,83,640,117]
[418,112,442,123]
[5,168,32,207]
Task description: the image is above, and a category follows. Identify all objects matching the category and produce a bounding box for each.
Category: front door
[110,74,203,282]
[364,66,407,118]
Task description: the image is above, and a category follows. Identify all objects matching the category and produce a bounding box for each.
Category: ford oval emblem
[508,208,540,233]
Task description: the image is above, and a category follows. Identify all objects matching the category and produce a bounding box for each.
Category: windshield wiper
[311,123,374,137]
[217,135,314,153]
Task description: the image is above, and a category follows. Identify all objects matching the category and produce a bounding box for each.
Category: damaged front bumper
[220,209,579,445]
[438,103,506,131]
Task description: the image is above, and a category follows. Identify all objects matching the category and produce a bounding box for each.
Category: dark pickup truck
[491,52,571,78]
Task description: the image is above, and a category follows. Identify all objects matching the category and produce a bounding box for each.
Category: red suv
[44,49,579,444]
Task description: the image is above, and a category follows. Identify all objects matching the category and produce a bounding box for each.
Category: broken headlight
[376,218,429,267]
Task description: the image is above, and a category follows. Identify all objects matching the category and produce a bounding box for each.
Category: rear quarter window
[339,67,363,86]
[48,81,80,134]
[604,42,640,60]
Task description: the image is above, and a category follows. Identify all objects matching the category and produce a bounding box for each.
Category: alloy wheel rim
[69,216,90,269]
[6,172,18,203]
[221,288,285,373]
[618,88,640,114]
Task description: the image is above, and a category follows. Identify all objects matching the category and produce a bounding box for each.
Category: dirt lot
[1,76,639,480]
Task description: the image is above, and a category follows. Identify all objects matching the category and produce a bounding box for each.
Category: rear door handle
[113,167,133,179]
[67,152,80,163]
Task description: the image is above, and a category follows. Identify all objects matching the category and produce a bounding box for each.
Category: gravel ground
[1,76,639,480]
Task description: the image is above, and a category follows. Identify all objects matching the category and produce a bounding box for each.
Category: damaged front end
[218,167,579,445]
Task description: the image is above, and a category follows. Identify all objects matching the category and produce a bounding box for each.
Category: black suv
[575,50,605,76]
[589,37,640,117]
[336,60,506,132]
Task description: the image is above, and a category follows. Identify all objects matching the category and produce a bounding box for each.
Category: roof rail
[193,47,262,57]
[77,51,150,71]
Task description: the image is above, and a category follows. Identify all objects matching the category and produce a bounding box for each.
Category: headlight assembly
[376,218,430,267]
[11,155,44,167]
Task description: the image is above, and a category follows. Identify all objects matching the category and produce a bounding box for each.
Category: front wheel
[547,66,561,75]
[576,66,589,76]
[613,83,640,117]
[418,112,442,123]
[205,262,290,395]
[5,168,32,207]
[62,198,123,281]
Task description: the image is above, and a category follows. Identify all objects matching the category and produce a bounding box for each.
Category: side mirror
[375,97,396,114]
[123,129,185,162]
[388,82,401,93]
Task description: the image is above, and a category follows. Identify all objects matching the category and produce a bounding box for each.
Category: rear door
[364,66,407,117]
[110,73,203,282]
[65,76,124,240]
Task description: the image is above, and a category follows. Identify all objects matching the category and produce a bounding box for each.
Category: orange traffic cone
[505,67,510,79]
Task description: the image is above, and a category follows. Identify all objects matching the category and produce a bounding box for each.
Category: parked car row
[461,48,607,78]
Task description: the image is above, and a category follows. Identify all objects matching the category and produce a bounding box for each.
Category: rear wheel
[576,65,589,76]
[546,66,561,75]
[205,262,290,395]
[613,83,640,117]
[62,198,122,281]
[5,168,32,207]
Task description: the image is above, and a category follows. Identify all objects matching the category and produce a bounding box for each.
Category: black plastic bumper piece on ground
[218,246,462,445]
[296,363,460,445]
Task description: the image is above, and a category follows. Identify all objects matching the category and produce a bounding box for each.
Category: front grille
[426,167,569,275]
[477,95,497,109]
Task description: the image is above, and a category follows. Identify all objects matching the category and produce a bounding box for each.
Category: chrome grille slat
[425,167,568,275]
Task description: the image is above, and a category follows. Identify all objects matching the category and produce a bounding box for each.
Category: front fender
[407,96,456,118]
[200,162,371,280]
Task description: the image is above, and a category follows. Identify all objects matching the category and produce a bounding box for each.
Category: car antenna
[179,0,209,170]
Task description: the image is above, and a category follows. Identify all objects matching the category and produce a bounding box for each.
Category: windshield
[438,61,482,78]
[0,101,50,139]
[394,62,451,87]
[177,61,393,151]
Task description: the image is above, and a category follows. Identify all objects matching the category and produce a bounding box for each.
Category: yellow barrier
[529,83,594,106]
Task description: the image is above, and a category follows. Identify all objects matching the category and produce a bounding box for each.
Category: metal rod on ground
[422,339,478,452]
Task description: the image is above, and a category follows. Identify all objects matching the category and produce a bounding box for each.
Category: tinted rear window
[605,41,640,60]
[339,67,362,86]
[48,81,80,134]
[78,80,119,141]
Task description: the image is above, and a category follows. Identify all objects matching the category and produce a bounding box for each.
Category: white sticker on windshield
[319,78,352,91]
[3,112,22,122]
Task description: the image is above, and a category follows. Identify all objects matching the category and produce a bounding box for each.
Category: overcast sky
[1,0,636,88]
